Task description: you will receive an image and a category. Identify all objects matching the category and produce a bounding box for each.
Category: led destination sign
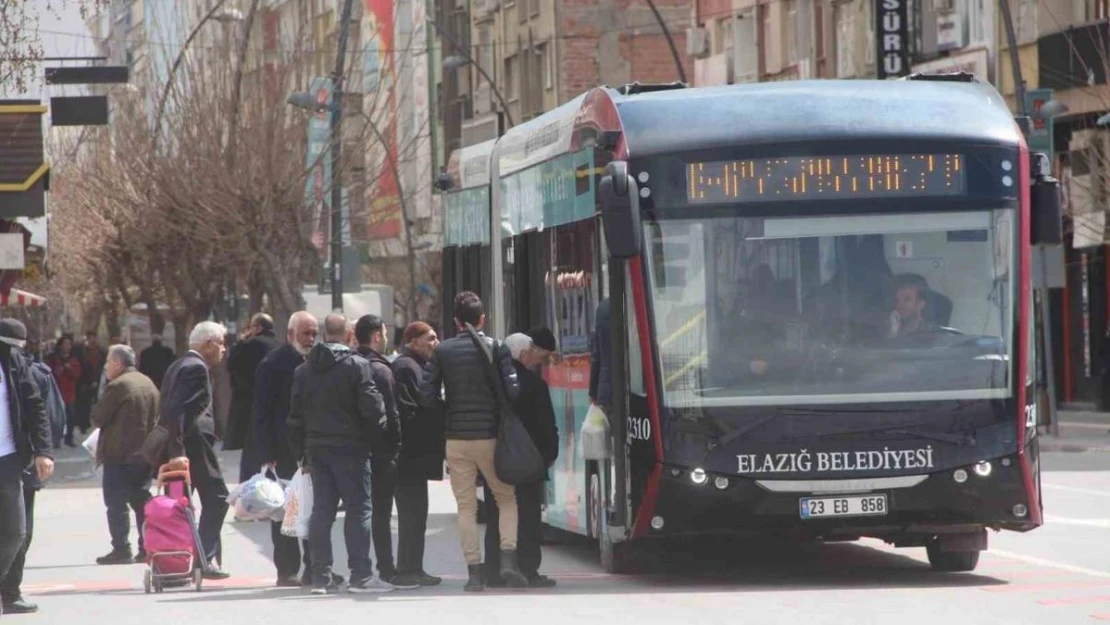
[686,154,966,204]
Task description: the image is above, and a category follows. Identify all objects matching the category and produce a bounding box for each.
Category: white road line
[1044,515,1110,529]
[1043,483,1110,497]
[990,548,1110,580]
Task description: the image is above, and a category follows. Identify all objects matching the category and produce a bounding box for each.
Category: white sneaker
[347,577,396,593]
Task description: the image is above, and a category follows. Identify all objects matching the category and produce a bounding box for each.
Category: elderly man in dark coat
[226,314,281,482]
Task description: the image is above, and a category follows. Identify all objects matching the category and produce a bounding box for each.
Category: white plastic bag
[228,468,287,522]
[281,468,313,538]
[82,428,100,460]
[581,404,611,460]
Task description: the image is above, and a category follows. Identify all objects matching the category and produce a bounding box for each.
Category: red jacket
[49,355,82,405]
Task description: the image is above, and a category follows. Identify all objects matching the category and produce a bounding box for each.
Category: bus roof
[613,79,1023,159]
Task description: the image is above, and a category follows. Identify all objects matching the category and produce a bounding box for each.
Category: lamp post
[428,19,515,129]
[151,2,244,150]
[287,0,357,313]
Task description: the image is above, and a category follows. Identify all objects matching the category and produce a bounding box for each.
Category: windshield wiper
[882,428,976,446]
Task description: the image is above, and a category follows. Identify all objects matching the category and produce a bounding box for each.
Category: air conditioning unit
[686,27,710,59]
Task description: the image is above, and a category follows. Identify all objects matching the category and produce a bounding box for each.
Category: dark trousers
[0,486,33,603]
[483,480,544,578]
[185,430,229,567]
[102,464,152,552]
[64,403,77,444]
[395,475,430,575]
[238,433,260,485]
[308,448,373,585]
[0,454,27,584]
[271,458,309,579]
[370,456,396,577]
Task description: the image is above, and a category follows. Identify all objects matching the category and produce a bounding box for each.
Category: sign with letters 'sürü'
[875,0,910,80]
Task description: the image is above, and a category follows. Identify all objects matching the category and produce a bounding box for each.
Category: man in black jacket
[158,321,230,580]
[483,329,559,588]
[139,335,175,390]
[288,313,412,595]
[254,311,329,588]
[418,291,526,592]
[354,314,401,583]
[227,314,281,482]
[0,319,52,618]
[0,320,52,615]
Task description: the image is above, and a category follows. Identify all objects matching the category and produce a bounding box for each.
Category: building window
[478,24,493,85]
[505,54,519,102]
[785,0,798,65]
[733,8,758,83]
[835,1,857,78]
[540,41,553,90]
[1017,0,1037,44]
[1088,0,1109,21]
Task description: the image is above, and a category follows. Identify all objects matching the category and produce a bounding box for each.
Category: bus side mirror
[1030,152,1063,246]
[599,161,642,259]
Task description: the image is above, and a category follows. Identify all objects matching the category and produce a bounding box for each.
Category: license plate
[799,494,888,519]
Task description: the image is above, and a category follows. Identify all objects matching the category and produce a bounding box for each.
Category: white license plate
[799,494,888,519]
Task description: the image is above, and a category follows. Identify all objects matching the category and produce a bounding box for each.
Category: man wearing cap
[0,319,52,617]
[483,328,560,588]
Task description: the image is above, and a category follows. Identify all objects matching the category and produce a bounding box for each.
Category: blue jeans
[308,448,373,586]
[102,464,153,552]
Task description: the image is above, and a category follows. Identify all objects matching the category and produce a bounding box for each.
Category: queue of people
[0,290,564,613]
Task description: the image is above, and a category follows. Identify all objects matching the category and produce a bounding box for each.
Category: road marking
[1039,595,1110,606]
[983,580,1110,592]
[1045,515,1110,529]
[990,548,1110,580]
[1091,614,1110,621]
[1043,484,1110,498]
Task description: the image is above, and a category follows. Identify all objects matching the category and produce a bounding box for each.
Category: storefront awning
[1,288,45,308]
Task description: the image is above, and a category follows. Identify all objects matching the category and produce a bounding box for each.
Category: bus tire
[926,541,981,572]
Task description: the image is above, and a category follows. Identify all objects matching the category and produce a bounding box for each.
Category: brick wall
[559,0,694,102]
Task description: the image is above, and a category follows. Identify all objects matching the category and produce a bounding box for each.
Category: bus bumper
[644,452,1040,541]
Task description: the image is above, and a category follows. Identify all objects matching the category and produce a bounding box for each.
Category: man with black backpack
[418,291,527,592]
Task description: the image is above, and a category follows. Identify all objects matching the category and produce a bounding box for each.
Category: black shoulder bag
[465,324,545,485]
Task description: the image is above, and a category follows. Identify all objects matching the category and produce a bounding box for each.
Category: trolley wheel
[194,567,204,591]
[143,569,152,594]
[154,579,164,593]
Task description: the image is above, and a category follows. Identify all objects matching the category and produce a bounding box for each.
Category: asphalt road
[15,438,1110,624]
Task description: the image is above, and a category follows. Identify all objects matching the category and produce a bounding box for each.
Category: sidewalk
[1039,408,1110,453]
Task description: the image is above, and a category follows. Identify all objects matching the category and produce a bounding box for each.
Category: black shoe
[527,574,556,588]
[378,569,398,584]
[302,572,344,588]
[276,575,301,588]
[499,550,529,588]
[2,598,38,614]
[96,549,134,565]
[310,583,339,596]
[393,571,442,587]
[134,549,147,563]
[464,564,485,592]
[64,439,76,448]
[202,566,231,580]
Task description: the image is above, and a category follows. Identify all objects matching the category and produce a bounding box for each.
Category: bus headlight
[953,469,969,483]
[974,461,993,477]
[713,476,730,490]
[690,468,708,485]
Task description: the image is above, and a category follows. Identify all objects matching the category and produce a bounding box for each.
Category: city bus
[439,74,1061,574]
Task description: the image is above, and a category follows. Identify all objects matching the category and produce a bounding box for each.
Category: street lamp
[428,20,515,129]
[285,0,357,313]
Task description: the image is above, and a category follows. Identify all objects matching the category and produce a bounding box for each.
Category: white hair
[288,311,317,331]
[504,333,533,361]
[189,321,227,348]
[108,344,136,368]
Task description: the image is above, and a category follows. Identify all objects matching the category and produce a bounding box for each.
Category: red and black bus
[439,74,1061,573]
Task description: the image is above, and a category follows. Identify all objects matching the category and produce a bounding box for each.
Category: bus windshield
[644,209,1015,408]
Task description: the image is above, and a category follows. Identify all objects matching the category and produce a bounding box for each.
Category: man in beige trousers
[418,291,528,592]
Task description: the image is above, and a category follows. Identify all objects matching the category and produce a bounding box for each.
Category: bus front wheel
[926,541,981,572]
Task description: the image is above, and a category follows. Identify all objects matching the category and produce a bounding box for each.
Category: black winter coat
[418,332,519,440]
[288,342,387,460]
[356,346,401,455]
[225,331,280,450]
[513,361,558,479]
[391,348,444,480]
[4,348,50,476]
[139,344,175,389]
[253,344,305,467]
